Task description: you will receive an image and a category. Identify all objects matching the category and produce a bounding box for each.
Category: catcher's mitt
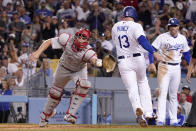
[102,54,117,73]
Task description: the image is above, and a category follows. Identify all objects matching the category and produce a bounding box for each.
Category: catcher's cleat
[64,113,77,124]
[136,108,147,127]
[39,109,56,127]
[39,119,48,127]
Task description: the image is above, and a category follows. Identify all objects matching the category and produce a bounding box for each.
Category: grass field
[0,124,196,131]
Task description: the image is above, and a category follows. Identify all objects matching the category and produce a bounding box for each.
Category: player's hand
[153,52,163,62]
[96,59,102,67]
[28,51,40,62]
[148,63,157,73]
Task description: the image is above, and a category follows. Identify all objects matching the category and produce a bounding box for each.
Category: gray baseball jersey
[51,33,96,72]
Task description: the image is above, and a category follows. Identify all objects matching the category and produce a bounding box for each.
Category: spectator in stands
[5,2,13,21]
[0,79,12,123]
[185,0,196,21]
[41,16,56,58]
[38,58,53,87]
[100,32,114,54]
[0,35,5,52]
[0,10,7,39]
[32,16,41,46]
[25,1,34,21]
[87,1,105,34]
[51,16,59,37]
[178,92,192,119]
[21,23,37,45]
[146,18,165,43]
[75,0,90,22]
[1,56,9,74]
[19,6,31,25]
[100,0,113,23]
[56,1,76,27]
[18,43,37,79]
[35,1,52,20]
[138,1,152,30]
[14,69,24,88]
[178,85,192,103]
[8,12,25,48]
[89,29,100,48]
[166,104,185,126]
[0,67,6,84]
[58,19,76,36]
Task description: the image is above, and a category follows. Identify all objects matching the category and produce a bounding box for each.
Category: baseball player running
[149,18,191,126]
[112,6,162,127]
[29,29,102,127]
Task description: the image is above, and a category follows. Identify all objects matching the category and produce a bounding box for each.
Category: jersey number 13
[118,35,130,48]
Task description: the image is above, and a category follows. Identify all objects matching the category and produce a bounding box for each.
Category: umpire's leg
[185,91,196,126]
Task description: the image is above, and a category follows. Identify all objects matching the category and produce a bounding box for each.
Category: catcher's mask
[74,29,90,49]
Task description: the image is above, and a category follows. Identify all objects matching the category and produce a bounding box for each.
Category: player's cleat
[171,123,181,127]
[156,121,164,126]
[136,108,147,127]
[39,119,49,127]
[39,109,56,127]
[64,113,77,124]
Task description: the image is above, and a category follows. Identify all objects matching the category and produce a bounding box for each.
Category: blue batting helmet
[168,18,179,26]
[123,6,137,21]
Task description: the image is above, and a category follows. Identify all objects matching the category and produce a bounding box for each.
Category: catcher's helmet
[74,29,90,49]
[168,18,179,26]
[123,6,137,21]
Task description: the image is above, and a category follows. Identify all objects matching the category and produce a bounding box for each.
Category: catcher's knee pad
[49,86,63,100]
[74,79,91,97]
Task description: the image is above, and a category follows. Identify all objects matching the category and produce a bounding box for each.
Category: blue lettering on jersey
[117,26,129,31]
[165,43,184,51]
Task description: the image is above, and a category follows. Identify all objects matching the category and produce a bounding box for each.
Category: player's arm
[29,39,52,61]
[134,24,162,62]
[90,57,102,67]
[137,35,162,62]
[183,51,191,64]
[83,49,102,67]
[186,42,196,83]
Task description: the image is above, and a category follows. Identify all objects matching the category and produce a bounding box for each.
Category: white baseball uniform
[112,20,153,118]
[152,32,190,124]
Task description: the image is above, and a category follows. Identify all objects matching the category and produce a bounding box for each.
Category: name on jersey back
[117,26,129,32]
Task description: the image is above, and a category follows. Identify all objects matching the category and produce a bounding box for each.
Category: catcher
[29,29,103,127]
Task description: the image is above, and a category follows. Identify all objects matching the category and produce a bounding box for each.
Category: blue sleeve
[148,46,157,64]
[183,51,191,65]
[137,35,155,54]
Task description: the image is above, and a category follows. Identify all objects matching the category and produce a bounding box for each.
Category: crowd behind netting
[0,0,195,124]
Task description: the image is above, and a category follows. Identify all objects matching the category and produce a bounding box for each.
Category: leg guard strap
[49,86,63,100]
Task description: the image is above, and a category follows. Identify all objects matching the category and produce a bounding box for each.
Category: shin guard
[66,79,91,117]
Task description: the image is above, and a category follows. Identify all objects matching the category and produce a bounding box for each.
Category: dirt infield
[0,124,140,130]
[0,124,195,131]
[0,124,138,129]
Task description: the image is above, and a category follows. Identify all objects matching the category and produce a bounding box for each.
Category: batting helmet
[74,29,91,49]
[168,18,179,26]
[123,6,137,21]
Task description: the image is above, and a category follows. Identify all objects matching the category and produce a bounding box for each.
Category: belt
[118,53,141,59]
[162,61,179,66]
